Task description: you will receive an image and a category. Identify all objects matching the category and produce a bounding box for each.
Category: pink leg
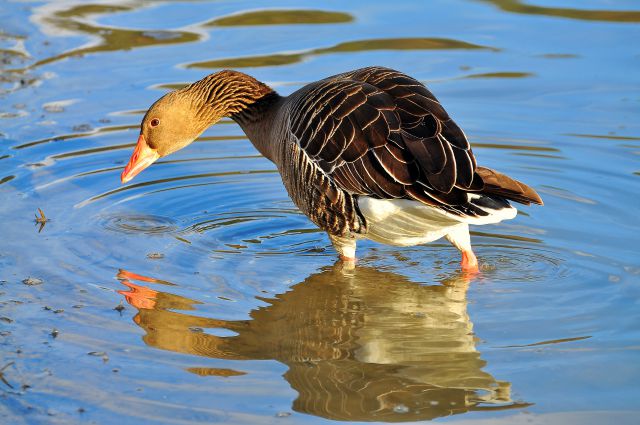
[461,250,479,273]
[329,234,357,263]
[445,225,480,274]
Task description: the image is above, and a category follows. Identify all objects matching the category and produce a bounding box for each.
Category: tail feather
[475,166,543,206]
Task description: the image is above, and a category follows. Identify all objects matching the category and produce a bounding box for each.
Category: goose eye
[150,118,160,127]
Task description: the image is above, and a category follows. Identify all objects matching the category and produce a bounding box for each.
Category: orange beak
[121,134,160,184]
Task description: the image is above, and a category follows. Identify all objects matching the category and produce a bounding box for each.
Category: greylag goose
[121,67,542,271]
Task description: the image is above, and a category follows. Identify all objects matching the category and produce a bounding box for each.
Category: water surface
[1,1,639,424]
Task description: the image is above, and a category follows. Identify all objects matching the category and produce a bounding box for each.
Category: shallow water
[1,1,639,424]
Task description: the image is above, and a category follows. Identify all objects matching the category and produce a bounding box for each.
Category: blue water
[1,1,639,424]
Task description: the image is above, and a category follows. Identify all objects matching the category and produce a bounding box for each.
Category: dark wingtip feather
[476,166,543,206]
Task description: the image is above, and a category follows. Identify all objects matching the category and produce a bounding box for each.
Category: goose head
[121,70,273,184]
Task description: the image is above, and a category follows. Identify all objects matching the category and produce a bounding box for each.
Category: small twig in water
[34,208,50,233]
[0,362,15,389]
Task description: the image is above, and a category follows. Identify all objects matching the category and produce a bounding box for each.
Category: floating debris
[23,277,43,286]
[43,307,64,314]
[114,302,125,313]
[50,329,59,338]
[0,317,12,323]
[88,351,109,362]
[35,208,48,222]
[146,252,165,260]
[34,208,49,232]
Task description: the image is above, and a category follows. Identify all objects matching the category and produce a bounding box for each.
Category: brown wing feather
[285,66,540,219]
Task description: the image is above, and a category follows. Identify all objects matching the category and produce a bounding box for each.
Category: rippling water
[1,1,639,424]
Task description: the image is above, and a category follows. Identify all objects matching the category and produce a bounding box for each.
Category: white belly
[357,196,517,246]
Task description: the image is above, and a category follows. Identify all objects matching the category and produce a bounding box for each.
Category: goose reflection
[117,265,528,421]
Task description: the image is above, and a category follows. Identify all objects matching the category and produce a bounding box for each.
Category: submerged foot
[461,250,479,274]
[339,254,357,263]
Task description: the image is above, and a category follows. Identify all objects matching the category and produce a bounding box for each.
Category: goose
[121,67,542,272]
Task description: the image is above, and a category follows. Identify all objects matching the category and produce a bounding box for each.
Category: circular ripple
[478,247,571,283]
[100,214,179,235]
[180,209,328,258]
